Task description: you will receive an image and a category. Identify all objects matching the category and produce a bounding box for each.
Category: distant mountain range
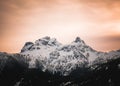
[0,36,120,86]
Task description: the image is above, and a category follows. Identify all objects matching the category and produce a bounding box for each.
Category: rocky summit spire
[74,37,85,44]
[75,37,81,43]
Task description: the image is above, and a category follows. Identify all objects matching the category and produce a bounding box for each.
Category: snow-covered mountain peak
[69,37,86,49]
[20,36,120,75]
[35,36,61,46]
[21,36,62,53]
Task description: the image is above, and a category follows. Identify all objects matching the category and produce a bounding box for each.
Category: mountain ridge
[20,36,120,75]
[0,36,120,86]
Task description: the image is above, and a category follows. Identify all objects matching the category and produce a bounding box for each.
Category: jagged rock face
[21,42,34,52]
[35,36,61,46]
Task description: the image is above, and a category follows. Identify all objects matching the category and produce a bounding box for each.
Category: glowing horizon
[0,0,120,53]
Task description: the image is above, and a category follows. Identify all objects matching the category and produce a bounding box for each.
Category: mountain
[0,36,120,86]
[20,36,120,75]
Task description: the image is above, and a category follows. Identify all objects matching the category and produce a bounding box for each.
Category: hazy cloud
[0,0,120,52]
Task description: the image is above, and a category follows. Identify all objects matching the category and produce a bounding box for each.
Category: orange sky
[0,0,120,53]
